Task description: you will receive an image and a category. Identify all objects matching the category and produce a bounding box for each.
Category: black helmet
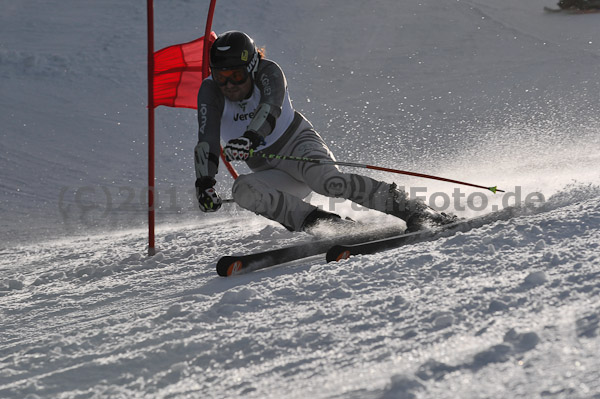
[210,31,259,77]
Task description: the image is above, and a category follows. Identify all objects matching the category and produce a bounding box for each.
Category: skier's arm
[245,60,287,140]
[195,80,224,212]
[195,79,224,181]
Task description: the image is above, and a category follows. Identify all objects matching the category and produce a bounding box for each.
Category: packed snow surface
[1,0,600,398]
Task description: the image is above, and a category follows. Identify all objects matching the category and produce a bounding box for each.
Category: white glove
[224,131,264,161]
[195,177,222,212]
[224,136,253,161]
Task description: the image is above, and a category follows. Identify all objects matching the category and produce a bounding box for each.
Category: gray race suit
[194,58,408,231]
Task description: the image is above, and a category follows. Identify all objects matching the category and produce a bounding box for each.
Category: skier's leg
[275,128,402,210]
[232,168,341,231]
[307,166,443,231]
[276,127,450,231]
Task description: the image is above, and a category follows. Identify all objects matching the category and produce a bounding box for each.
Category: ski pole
[250,150,504,193]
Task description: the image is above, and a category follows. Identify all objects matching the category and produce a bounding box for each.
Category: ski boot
[387,183,458,233]
[301,208,356,236]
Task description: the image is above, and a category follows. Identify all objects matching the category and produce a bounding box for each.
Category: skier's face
[219,75,252,102]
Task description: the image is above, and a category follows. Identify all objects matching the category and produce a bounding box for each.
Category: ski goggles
[211,67,249,86]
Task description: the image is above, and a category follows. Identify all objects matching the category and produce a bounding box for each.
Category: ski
[217,239,328,277]
[326,208,519,262]
[217,208,522,276]
[216,225,404,277]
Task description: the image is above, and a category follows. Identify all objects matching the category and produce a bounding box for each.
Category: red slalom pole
[202,0,216,79]
[147,0,156,256]
[202,0,239,179]
[250,151,504,193]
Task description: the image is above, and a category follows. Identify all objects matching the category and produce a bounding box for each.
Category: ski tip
[216,258,243,277]
[326,246,351,262]
[226,260,243,276]
[336,250,351,262]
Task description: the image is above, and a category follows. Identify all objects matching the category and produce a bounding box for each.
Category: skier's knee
[308,174,350,198]
[232,174,260,209]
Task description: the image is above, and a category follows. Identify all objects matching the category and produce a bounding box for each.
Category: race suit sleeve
[194,79,224,181]
[245,60,287,140]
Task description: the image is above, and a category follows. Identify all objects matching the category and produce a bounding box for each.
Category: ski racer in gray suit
[194,31,452,232]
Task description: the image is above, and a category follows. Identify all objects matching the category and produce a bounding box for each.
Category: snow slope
[1,0,600,398]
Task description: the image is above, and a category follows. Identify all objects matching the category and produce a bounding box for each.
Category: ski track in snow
[2,186,600,398]
[2,0,600,397]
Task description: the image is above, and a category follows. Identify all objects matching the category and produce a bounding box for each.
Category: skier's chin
[222,88,246,102]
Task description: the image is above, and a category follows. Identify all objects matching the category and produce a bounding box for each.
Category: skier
[558,0,600,9]
[194,31,453,233]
